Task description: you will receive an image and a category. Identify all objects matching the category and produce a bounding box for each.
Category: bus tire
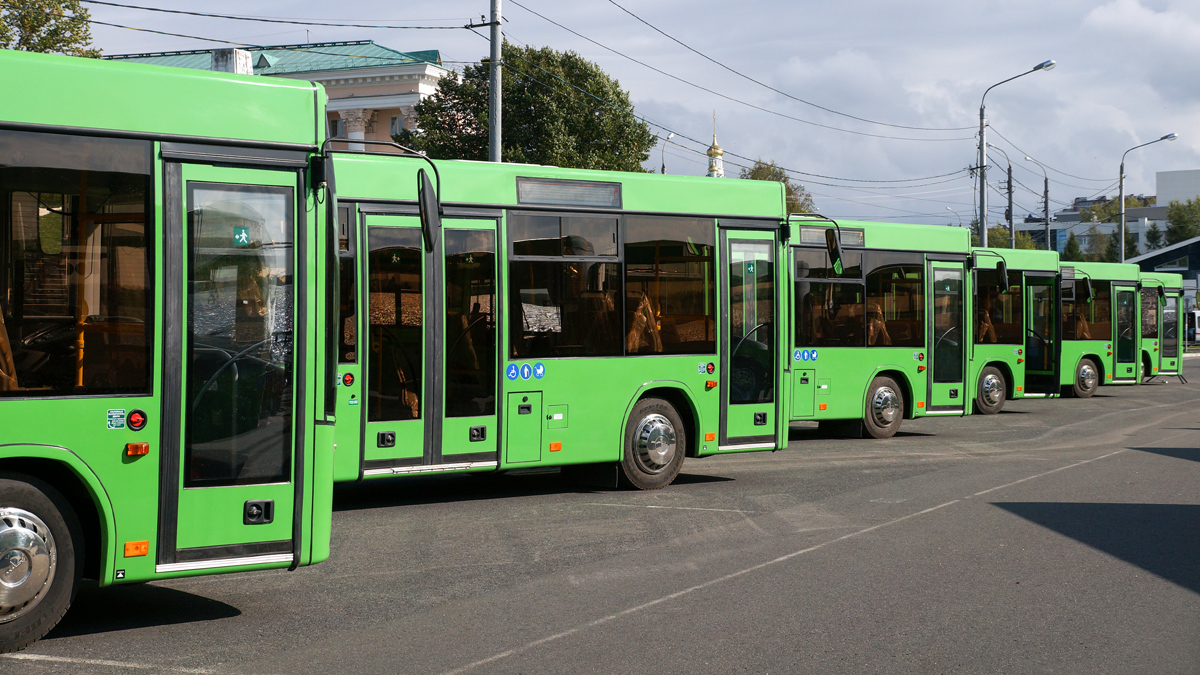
[620,398,686,490]
[863,376,903,439]
[974,366,1006,415]
[0,476,81,653]
[1073,358,1100,398]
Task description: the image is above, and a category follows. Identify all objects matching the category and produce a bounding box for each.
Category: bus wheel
[0,477,80,653]
[863,377,903,439]
[620,398,686,490]
[1073,359,1100,398]
[974,367,1006,415]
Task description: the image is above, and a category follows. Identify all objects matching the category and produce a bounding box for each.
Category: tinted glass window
[865,254,924,347]
[1116,289,1136,361]
[185,184,293,486]
[338,255,357,362]
[975,269,1022,344]
[510,214,560,256]
[0,131,151,397]
[1163,295,1178,356]
[1089,280,1113,341]
[1141,287,1159,339]
[445,229,496,417]
[794,247,862,279]
[624,215,715,354]
[563,216,617,256]
[367,227,423,422]
[796,281,864,347]
[932,269,963,383]
[510,260,622,358]
[729,241,774,404]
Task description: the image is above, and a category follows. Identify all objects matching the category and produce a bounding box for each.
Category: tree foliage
[1166,198,1200,245]
[969,221,1036,250]
[397,42,655,172]
[738,159,814,214]
[1144,222,1164,251]
[1061,232,1083,261]
[0,0,101,57]
[1079,195,1147,224]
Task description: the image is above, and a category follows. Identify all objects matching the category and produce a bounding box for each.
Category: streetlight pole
[1025,156,1050,252]
[946,206,962,227]
[1119,132,1178,263]
[978,60,1055,247]
[988,143,1014,248]
[488,0,502,162]
[660,132,675,175]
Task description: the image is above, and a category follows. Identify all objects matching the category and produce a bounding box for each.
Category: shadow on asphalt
[334,471,602,511]
[1130,446,1200,463]
[46,583,239,640]
[993,502,1200,594]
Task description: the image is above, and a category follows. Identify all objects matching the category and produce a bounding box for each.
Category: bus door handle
[518,404,532,415]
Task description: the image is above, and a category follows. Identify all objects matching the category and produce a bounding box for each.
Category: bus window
[624,215,715,355]
[509,213,623,358]
[1089,281,1112,341]
[367,226,424,422]
[865,253,924,347]
[933,269,964,383]
[445,229,496,417]
[974,268,1021,344]
[795,247,864,347]
[1163,295,1178,356]
[337,206,357,362]
[0,131,151,396]
[729,240,774,404]
[1141,287,1159,339]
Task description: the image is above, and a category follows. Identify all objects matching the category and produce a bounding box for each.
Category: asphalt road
[5,377,1199,674]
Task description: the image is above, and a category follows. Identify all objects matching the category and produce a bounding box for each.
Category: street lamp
[1024,156,1051,252]
[946,206,962,227]
[1119,132,1178,263]
[978,59,1055,247]
[660,132,675,175]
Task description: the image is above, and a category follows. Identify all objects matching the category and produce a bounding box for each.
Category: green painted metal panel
[506,391,543,464]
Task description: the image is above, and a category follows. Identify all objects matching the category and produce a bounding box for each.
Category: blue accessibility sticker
[793,349,803,361]
[506,364,519,381]
[801,350,810,361]
[811,350,818,361]
[533,363,545,379]
[520,363,533,380]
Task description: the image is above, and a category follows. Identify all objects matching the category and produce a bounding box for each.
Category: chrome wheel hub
[0,508,56,624]
[871,387,900,427]
[1079,364,1098,391]
[635,414,677,472]
[981,373,1004,406]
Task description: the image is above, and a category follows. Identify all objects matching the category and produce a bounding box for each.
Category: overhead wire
[506,0,976,143]
[79,0,473,29]
[604,0,975,133]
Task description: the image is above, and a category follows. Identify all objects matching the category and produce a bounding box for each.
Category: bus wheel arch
[1072,357,1101,398]
[974,364,1008,415]
[631,386,700,458]
[873,370,914,420]
[0,457,106,584]
[863,374,905,439]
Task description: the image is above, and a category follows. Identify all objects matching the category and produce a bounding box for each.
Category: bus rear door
[1023,274,1061,395]
[719,230,778,451]
[926,260,966,414]
[1112,284,1138,382]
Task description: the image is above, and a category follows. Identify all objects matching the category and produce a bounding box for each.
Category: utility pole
[489,0,502,163]
[1007,164,1014,248]
[1043,176,1050,252]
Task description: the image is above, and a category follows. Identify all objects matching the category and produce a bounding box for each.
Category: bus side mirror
[997,260,1009,294]
[1082,278,1094,303]
[417,168,440,253]
[824,228,844,276]
[1157,285,1165,300]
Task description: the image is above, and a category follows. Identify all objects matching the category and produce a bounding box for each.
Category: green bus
[785,219,973,438]
[969,247,1063,411]
[327,150,788,489]
[1059,261,1140,389]
[0,50,333,650]
[1138,271,1185,381]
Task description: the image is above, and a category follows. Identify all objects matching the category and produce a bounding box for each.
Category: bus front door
[1023,275,1061,395]
[159,162,308,573]
[1113,285,1138,382]
[719,232,778,451]
[926,261,966,414]
[361,212,500,476]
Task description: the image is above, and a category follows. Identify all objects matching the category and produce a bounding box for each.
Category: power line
[988,126,1113,183]
[79,0,472,29]
[507,0,975,143]
[604,0,975,133]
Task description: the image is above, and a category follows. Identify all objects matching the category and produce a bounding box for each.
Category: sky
[83,0,1200,226]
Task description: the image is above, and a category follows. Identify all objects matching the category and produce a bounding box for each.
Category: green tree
[0,0,101,57]
[738,159,814,214]
[1166,198,1200,245]
[970,221,1036,249]
[1084,226,1109,262]
[1061,232,1082,261]
[397,42,655,171]
[1079,195,1145,224]
[1144,222,1164,250]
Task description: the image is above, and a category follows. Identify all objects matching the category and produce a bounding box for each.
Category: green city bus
[327,150,788,489]
[969,247,1063,411]
[0,50,333,650]
[785,219,973,438]
[1138,271,1185,381]
[1059,261,1140,389]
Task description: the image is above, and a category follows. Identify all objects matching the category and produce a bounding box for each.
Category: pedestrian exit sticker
[233,226,250,247]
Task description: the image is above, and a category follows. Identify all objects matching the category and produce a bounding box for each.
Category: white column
[339,109,375,152]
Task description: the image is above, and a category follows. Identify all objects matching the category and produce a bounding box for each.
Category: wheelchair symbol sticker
[506,364,519,381]
[793,349,802,361]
